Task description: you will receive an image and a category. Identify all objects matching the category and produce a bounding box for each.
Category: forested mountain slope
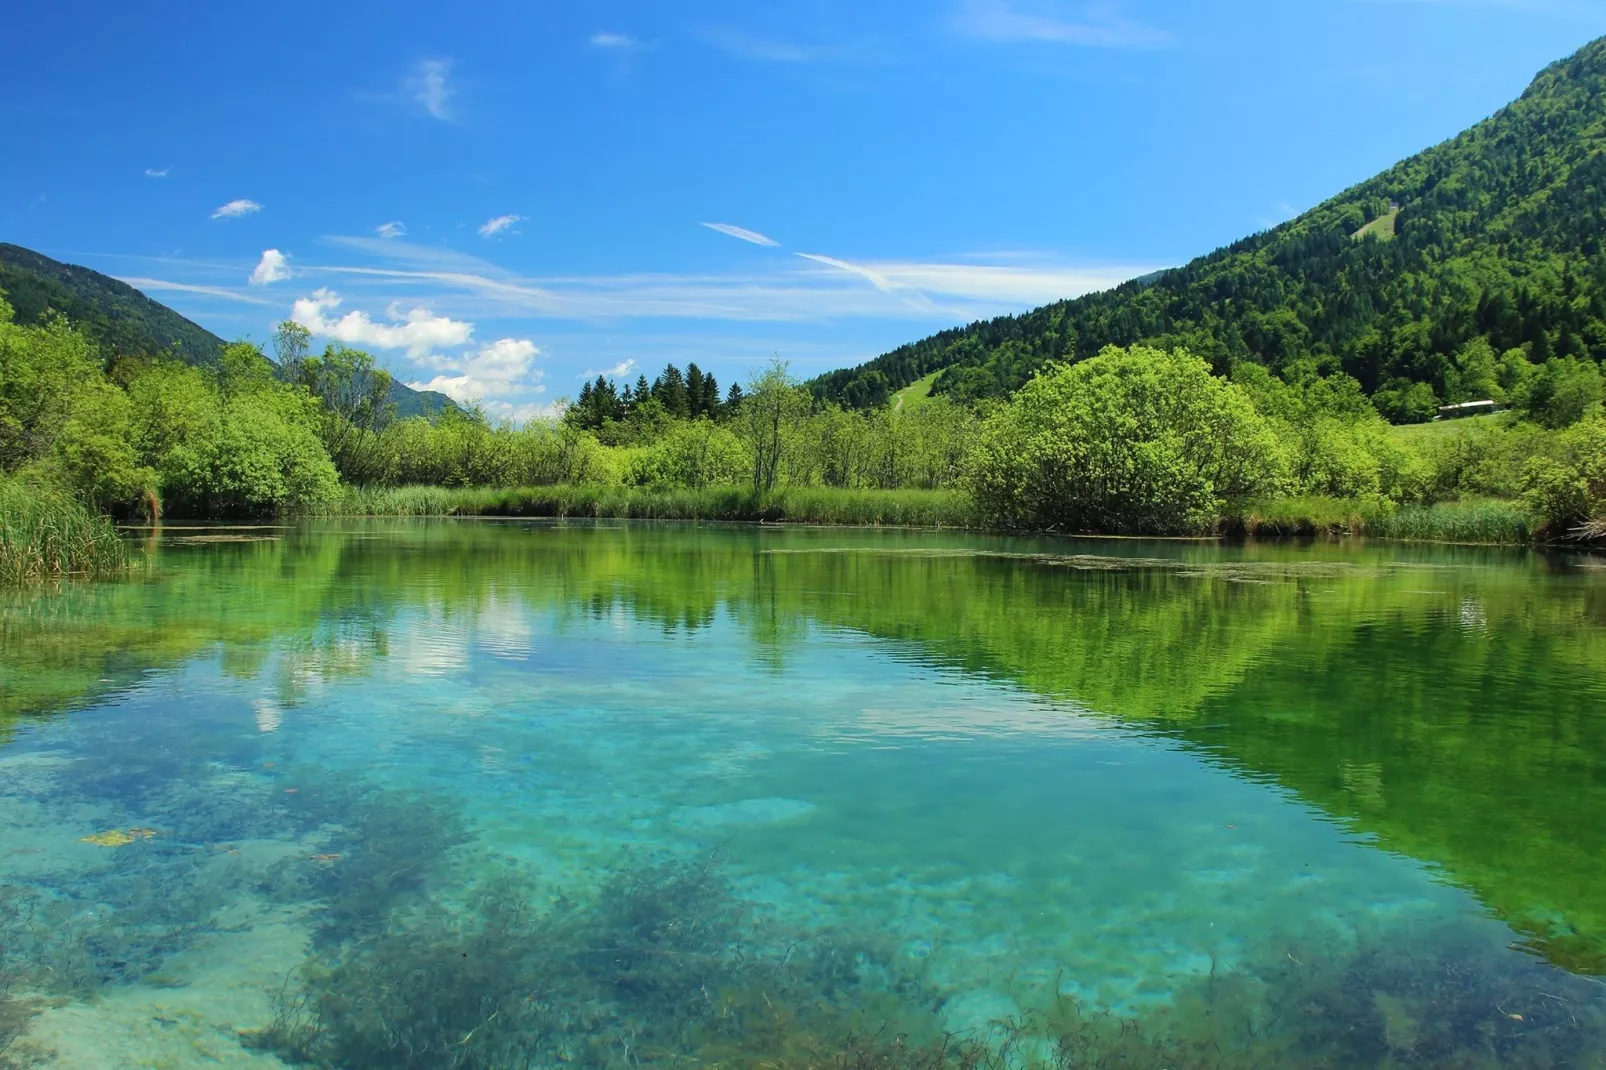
[0,243,453,418]
[813,35,1606,416]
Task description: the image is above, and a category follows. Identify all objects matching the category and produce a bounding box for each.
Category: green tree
[735,360,809,493]
[964,346,1287,533]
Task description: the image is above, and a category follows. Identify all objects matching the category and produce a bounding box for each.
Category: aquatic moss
[263,786,472,947]
[249,855,945,1070]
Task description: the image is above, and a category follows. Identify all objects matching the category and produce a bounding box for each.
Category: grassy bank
[0,480,128,583]
[322,486,1553,545]
[1230,496,1533,544]
[322,484,979,528]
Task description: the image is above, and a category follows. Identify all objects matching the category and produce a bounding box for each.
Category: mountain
[813,35,1606,413]
[0,243,455,419]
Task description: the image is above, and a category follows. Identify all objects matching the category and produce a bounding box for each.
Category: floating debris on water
[79,828,157,848]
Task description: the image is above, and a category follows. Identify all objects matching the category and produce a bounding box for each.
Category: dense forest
[0,244,453,418]
[811,35,1606,422]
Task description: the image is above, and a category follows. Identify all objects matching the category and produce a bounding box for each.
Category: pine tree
[686,364,707,418]
[653,363,689,418]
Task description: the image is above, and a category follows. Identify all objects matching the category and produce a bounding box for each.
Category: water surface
[3,521,1605,1067]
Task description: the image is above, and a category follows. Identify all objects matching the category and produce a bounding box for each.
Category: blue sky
[5,1,1605,419]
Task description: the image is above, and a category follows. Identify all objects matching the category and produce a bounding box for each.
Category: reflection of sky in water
[2,524,1604,1066]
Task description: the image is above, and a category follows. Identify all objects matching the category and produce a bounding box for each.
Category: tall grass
[320,484,978,528]
[0,480,128,583]
[1229,495,1532,544]
[1368,499,1532,544]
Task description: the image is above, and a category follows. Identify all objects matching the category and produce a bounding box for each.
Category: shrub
[1523,412,1606,537]
[965,346,1287,533]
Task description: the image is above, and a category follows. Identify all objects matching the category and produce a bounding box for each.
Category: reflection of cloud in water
[844,695,1109,742]
[252,698,283,734]
[391,613,470,676]
[475,597,535,661]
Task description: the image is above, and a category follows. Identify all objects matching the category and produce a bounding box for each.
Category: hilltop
[0,243,454,419]
[813,35,1606,417]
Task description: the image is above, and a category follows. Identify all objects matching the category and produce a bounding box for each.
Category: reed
[1230,496,1532,545]
[319,484,978,528]
[1369,499,1533,545]
[0,479,127,583]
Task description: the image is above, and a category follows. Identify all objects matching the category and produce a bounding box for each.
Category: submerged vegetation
[2,533,1606,1064]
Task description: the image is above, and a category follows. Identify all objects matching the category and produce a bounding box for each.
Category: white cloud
[701,222,780,247]
[411,59,454,120]
[478,214,524,238]
[118,277,278,306]
[307,234,1154,323]
[376,221,407,239]
[795,252,897,293]
[590,32,637,48]
[580,359,638,380]
[408,337,546,421]
[211,199,262,220]
[249,249,291,286]
[144,167,170,178]
[291,288,474,357]
[953,0,1171,47]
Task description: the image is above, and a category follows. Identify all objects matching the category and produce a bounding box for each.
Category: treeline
[3,289,1602,564]
[812,35,1606,423]
[0,299,976,522]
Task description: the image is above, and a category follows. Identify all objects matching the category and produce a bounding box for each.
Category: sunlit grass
[1230,495,1532,544]
[1369,499,1533,544]
[0,479,127,583]
[321,484,978,528]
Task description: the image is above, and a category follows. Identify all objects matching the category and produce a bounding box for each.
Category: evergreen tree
[653,363,690,418]
[686,364,707,418]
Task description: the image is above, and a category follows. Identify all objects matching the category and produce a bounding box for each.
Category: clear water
[3,521,1606,1067]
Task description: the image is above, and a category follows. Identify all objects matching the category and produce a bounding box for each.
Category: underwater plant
[249,854,949,1070]
[260,785,472,947]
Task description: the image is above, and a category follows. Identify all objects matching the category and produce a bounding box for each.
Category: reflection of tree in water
[7,523,1606,979]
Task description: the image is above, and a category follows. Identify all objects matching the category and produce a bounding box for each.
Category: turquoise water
[3,521,1606,1067]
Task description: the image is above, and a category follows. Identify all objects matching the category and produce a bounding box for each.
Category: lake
[3,520,1605,1068]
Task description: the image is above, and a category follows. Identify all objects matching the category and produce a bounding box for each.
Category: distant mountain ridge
[0,243,454,419]
[812,34,1606,412]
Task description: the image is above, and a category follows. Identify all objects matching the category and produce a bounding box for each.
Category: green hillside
[0,243,453,419]
[813,35,1606,416]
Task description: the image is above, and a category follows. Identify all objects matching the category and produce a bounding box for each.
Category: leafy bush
[625,418,748,488]
[965,346,1286,533]
[1523,412,1606,536]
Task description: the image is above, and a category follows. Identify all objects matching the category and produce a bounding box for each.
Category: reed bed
[320,484,978,528]
[0,480,128,583]
[1229,496,1533,545]
[1369,499,1533,545]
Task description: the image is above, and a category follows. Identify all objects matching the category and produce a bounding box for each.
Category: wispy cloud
[249,249,291,286]
[118,277,277,306]
[590,32,638,49]
[702,28,825,63]
[1348,0,1592,11]
[292,288,474,357]
[305,236,1149,323]
[144,167,170,178]
[211,199,262,220]
[478,214,524,238]
[953,0,1171,47]
[580,359,638,379]
[376,221,407,240]
[702,222,780,247]
[410,59,455,120]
